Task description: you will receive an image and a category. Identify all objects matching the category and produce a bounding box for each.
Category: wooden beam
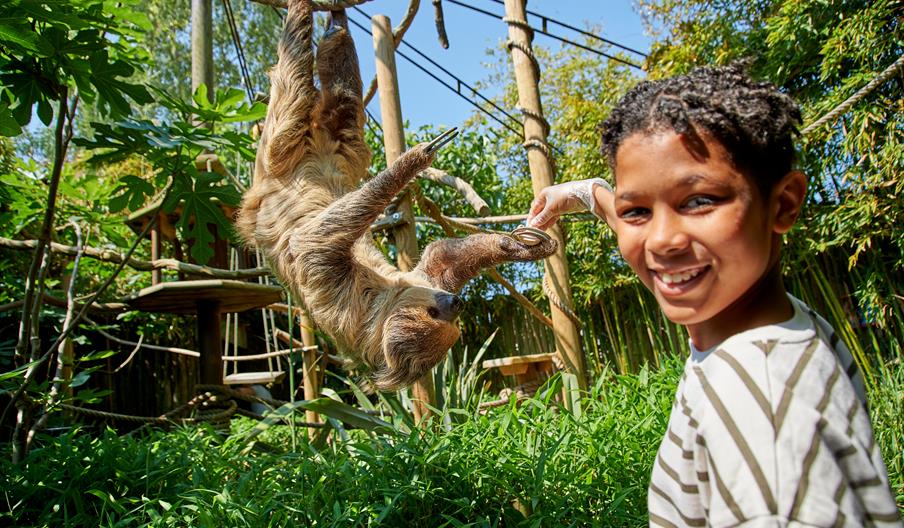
[372,13,436,425]
[503,0,586,389]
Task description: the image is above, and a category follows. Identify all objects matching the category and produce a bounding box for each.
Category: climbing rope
[517,106,550,137]
[802,54,904,136]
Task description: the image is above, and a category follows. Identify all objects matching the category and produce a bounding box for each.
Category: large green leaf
[0,102,22,136]
[240,397,397,442]
[0,20,53,56]
[164,170,240,264]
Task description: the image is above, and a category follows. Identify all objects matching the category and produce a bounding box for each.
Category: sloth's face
[373,287,463,391]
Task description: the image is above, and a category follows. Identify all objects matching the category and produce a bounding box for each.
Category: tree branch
[418,167,490,216]
[0,237,271,279]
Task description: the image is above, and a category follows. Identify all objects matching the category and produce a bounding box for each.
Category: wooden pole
[297,306,320,431]
[503,0,586,389]
[372,14,436,424]
[191,0,214,108]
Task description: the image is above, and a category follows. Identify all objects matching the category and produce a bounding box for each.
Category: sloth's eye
[427,307,439,319]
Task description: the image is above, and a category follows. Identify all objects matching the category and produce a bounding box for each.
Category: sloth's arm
[416,233,557,293]
[312,144,436,249]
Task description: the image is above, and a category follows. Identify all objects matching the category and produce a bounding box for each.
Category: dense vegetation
[0,0,901,525]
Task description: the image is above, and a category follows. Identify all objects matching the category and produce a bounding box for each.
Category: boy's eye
[683,196,718,209]
[618,207,650,220]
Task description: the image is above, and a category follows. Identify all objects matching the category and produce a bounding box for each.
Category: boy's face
[612,130,783,331]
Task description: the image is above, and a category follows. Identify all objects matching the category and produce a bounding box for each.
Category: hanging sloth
[236,0,556,390]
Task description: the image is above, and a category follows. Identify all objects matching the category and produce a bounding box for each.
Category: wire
[484,0,648,58]
[221,0,257,101]
[347,12,524,136]
[445,0,642,70]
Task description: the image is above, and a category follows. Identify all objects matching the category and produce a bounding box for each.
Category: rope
[479,377,547,410]
[506,39,541,82]
[543,274,583,327]
[517,106,550,136]
[502,15,534,40]
[802,54,904,136]
[522,138,552,158]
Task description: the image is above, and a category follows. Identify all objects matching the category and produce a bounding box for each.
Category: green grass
[2,355,901,527]
[1,361,677,527]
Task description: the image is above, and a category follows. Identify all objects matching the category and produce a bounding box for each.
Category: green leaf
[0,21,52,56]
[70,371,91,388]
[165,170,240,264]
[108,175,154,213]
[36,98,53,126]
[0,102,22,136]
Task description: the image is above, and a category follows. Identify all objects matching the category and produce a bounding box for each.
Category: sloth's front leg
[416,233,557,293]
[314,129,458,249]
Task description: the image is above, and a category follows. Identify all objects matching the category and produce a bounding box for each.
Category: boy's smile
[612,130,800,349]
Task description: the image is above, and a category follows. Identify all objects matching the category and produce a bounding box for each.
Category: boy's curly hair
[599,63,801,195]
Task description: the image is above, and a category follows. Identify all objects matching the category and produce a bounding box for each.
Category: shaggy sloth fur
[236,0,556,390]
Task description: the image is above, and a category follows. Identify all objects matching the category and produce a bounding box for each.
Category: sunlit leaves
[163,170,240,264]
[0,0,152,134]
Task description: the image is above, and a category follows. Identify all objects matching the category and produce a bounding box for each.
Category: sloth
[236,0,557,390]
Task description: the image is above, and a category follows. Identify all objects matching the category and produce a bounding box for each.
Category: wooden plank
[482,352,557,369]
[122,279,282,314]
[224,371,286,385]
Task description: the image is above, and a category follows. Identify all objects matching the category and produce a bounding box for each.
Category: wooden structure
[482,352,558,387]
[122,279,282,385]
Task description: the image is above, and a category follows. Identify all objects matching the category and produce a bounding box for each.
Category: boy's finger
[526,197,546,225]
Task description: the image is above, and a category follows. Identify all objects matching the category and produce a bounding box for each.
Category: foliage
[0,0,153,136]
[0,360,680,527]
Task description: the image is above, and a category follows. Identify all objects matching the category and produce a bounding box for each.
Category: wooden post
[197,299,223,385]
[191,0,214,108]
[297,306,320,431]
[372,14,436,424]
[150,223,162,285]
[503,0,587,389]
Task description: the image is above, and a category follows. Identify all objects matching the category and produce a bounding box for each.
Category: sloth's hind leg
[316,11,367,156]
[261,0,319,180]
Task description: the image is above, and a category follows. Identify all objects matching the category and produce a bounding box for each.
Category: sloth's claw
[424,127,459,154]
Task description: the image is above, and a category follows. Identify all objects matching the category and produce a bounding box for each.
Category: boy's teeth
[659,268,701,284]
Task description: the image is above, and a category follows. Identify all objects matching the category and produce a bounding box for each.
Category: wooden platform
[122,279,283,314]
[223,371,286,385]
[482,352,557,377]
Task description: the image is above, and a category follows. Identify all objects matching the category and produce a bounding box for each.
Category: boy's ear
[771,170,807,234]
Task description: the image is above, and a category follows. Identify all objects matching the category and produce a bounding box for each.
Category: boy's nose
[647,212,689,254]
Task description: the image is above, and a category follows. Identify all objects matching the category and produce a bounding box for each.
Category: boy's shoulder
[686,294,867,404]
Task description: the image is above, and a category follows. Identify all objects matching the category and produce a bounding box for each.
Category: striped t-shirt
[649,294,902,527]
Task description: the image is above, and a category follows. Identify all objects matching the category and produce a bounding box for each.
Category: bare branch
[418,167,490,216]
[433,0,449,48]
[83,316,200,358]
[0,237,271,280]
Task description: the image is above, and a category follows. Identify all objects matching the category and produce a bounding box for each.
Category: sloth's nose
[433,293,463,321]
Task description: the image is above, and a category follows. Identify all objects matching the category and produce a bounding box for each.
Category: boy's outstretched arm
[527,178,615,230]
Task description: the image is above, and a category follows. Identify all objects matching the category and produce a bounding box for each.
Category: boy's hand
[527,178,613,230]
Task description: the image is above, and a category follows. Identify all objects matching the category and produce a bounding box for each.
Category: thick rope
[518,106,550,136]
[543,274,583,327]
[506,40,541,82]
[802,54,904,136]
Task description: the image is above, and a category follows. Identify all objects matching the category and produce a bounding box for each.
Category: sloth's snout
[433,293,463,322]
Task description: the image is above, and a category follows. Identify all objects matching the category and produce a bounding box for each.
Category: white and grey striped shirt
[649,295,902,527]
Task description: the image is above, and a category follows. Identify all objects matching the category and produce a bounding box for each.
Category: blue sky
[344,1,651,130]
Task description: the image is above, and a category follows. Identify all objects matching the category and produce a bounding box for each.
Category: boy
[527,64,901,527]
